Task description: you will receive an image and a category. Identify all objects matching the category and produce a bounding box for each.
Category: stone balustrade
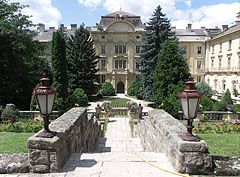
[134,109,213,175]
[27,107,102,173]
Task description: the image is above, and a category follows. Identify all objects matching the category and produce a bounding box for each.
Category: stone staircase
[60,117,179,177]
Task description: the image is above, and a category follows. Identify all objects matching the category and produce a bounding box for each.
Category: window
[223,80,226,90]
[215,80,218,90]
[211,57,214,69]
[212,45,214,54]
[101,45,105,53]
[115,60,126,69]
[115,45,126,53]
[119,60,123,68]
[219,58,222,69]
[233,81,237,90]
[123,60,126,69]
[227,57,231,68]
[136,60,140,69]
[197,46,202,54]
[228,40,232,50]
[136,46,140,53]
[219,43,222,52]
[101,75,105,83]
[197,76,201,82]
[101,59,106,69]
[115,60,118,69]
[183,46,187,54]
[197,61,201,69]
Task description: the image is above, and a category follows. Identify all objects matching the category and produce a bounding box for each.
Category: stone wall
[134,109,213,175]
[27,107,102,173]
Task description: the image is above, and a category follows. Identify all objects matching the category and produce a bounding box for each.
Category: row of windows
[100,45,141,54]
[211,55,234,69]
[211,80,238,91]
[100,59,141,70]
[211,40,232,54]
[183,46,202,54]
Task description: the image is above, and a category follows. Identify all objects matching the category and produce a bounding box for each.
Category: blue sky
[11,0,240,29]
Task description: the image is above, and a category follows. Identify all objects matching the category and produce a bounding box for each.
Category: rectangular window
[136,60,140,69]
[101,75,105,83]
[183,46,186,54]
[119,46,122,53]
[197,46,201,54]
[123,60,126,68]
[219,43,222,52]
[219,58,222,69]
[119,60,123,68]
[228,40,232,50]
[101,59,106,69]
[136,46,140,53]
[215,80,218,89]
[197,76,201,83]
[115,46,118,53]
[228,57,231,68]
[115,60,118,68]
[123,45,126,53]
[197,61,201,69]
[101,45,105,53]
[212,45,214,54]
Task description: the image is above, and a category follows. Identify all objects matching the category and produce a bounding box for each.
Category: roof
[104,10,139,17]
[214,22,240,39]
[172,28,208,42]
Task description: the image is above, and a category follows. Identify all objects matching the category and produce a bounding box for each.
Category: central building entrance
[117,81,124,93]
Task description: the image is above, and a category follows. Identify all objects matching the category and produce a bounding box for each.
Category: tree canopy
[138,5,175,101]
[0,0,50,109]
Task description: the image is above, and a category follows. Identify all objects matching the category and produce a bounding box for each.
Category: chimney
[71,24,77,31]
[38,24,45,32]
[171,26,176,31]
[222,25,228,32]
[186,24,192,32]
[49,27,55,30]
[201,26,205,30]
[60,24,64,30]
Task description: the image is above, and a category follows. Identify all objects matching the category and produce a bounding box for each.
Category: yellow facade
[205,23,240,95]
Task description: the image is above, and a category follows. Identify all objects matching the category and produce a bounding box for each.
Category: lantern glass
[47,94,55,114]
[37,95,47,115]
[180,98,188,118]
[189,98,198,118]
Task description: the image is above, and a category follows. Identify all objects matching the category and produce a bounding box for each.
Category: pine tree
[153,39,190,117]
[139,5,175,101]
[51,30,69,114]
[66,25,99,95]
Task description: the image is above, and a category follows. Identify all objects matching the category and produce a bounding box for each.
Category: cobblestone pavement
[1,117,179,177]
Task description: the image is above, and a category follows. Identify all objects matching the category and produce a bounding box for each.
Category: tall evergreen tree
[0,0,50,109]
[153,39,190,117]
[66,25,99,95]
[139,5,175,101]
[51,30,68,114]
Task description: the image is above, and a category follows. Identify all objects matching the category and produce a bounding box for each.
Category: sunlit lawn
[0,132,34,154]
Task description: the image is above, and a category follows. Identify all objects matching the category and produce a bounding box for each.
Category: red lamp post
[33,77,56,138]
[178,81,202,141]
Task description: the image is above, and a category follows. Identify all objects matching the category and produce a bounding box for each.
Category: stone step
[60,152,179,177]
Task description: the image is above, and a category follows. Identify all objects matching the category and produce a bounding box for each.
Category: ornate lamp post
[34,77,56,138]
[95,103,101,119]
[178,81,202,142]
[136,104,143,120]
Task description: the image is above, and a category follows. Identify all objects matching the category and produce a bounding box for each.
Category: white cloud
[9,0,61,28]
[78,0,239,29]
[78,0,102,8]
[172,3,240,28]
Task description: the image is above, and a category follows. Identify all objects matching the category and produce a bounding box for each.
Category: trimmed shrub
[196,80,213,98]
[222,89,233,105]
[101,82,115,96]
[234,104,240,112]
[71,88,88,107]
[127,81,137,96]
[199,96,214,111]
[212,101,226,111]
[1,107,19,121]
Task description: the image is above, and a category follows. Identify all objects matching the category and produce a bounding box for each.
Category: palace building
[35,10,240,95]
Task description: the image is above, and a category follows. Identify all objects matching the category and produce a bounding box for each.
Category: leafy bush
[222,89,233,105]
[127,81,137,96]
[212,101,227,111]
[212,89,233,111]
[101,82,115,96]
[71,88,88,107]
[233,89,239,97]
[199,96,214,111]
[1,107,19,121]
[196,81,214,98]
[234,104,240,112]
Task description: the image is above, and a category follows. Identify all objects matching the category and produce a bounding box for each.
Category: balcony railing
[205,67,240,73]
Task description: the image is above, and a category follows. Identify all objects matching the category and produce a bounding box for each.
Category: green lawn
[0,132,34,154]
[198,133,240,156]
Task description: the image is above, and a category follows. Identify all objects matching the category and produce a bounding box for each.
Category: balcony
[205,67,240,73]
